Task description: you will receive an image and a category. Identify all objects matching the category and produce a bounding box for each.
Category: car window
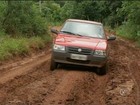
[61,21,105,38]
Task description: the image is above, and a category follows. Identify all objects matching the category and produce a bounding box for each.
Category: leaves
[0,1,48,36]
[0,0,139,41]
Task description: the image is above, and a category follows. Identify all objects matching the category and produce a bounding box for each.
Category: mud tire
[50,56,58,71]
[96,63,108,75]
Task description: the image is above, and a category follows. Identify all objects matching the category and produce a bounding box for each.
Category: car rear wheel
[96,63,108,75]
[50,56,58,71]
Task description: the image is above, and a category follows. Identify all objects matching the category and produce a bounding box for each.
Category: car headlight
[94,50,106,56]
[53,44,65,51]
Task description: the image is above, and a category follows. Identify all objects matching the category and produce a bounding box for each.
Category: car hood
[55,34,107,50]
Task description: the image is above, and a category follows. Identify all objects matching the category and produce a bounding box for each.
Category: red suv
[50,19,116,75]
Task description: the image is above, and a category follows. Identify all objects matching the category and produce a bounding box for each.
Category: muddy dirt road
[0,36,140,105]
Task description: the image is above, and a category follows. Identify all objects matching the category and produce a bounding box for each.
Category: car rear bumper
[52,51,107,68]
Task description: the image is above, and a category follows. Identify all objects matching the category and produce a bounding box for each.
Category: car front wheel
[96,63,108,75]
[50,56,58,71]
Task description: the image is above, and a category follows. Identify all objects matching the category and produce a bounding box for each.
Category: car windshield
[60,21,105,38]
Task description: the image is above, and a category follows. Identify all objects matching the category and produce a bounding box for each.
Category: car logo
[78,48,82,52]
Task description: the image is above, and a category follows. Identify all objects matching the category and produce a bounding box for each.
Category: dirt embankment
[0,35,139,105]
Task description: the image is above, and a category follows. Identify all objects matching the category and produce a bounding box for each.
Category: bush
[2,1,48,36]
[116,1,140,41]
[0,35,51,61]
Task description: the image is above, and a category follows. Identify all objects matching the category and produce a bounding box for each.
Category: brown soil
[0,35,140,105]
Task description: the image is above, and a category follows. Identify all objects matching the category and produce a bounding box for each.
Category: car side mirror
[51,28,59,34]
[107,35,116,41]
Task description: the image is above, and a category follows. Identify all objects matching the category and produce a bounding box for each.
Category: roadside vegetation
[60,1,140,45]
[0,1,139,61]
[0,35,51,60]
[0,1,51,61]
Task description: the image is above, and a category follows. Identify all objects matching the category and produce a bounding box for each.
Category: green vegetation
[1,1,48,36]
[0,35,51,60]
[58,1,140,44]
[116,1,140,42]
[0,1,139,60]
[0,1,51,61]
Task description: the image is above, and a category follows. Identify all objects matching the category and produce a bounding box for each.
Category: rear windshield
[61,21,105,38]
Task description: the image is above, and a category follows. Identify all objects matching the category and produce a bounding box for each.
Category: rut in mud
[0,36,140,105]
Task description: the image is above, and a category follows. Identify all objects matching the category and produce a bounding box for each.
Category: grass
[105,25,140,47]
[0,35,52,61]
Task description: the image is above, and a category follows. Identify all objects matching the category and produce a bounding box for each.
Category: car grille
[67,47,92,55]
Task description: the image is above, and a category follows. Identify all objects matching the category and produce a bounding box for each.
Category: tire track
[128,62,140,105]
[119,38,140,105]
[70,72,108,105]
[0,35,139,105]
[42,70,89,105]
[1,69,68,105]
[0,51,51,84]
[105,38,140,105]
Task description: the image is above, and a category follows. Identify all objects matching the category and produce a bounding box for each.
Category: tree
[2,1,48,36]
[117,1,140,40]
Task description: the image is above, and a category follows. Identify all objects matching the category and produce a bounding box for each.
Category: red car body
[50,19,116,75]
[55,34,107,51]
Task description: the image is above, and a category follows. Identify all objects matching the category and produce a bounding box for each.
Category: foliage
[0,1,6,33]
[41,1,62,24]
[57,1,139,42]
[0,0,139,61]
[0,1,48,36]
[0,35,51,60]
[57,1,123,27]
[116,1,140,41]
[60,1,76,20]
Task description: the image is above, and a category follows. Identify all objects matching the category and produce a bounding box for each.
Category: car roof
[66,19,102,25]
